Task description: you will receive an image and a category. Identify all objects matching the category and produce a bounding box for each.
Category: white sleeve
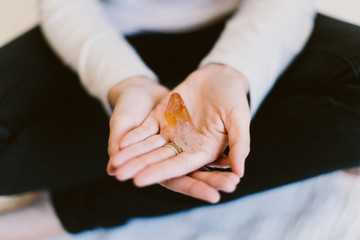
[39,0,158,115]
[200,0,316,116]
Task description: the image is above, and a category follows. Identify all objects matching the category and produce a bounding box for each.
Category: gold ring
[163,142,183,155]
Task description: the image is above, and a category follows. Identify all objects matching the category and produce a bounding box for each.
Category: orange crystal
[165,93,201,152]
[165,93,194,129]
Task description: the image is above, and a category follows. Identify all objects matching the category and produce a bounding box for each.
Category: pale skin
[108,63,251,203]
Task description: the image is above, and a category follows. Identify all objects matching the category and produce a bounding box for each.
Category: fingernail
[209,194,221,204]
[107,162,116,176]
[134,178,149,187]
[134,175,154,187]
[116,171,133,182]
[119,141,128,149]
[225,183,237,193]
[236,160,245,178]
[233,177,240,184]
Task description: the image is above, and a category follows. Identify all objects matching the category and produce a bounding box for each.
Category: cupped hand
[106,76,169,175]
[110,64,251,203]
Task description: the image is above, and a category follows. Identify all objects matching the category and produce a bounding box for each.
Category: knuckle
[243,144,251,156]
[189,171,201,179]
[107,144,116,156]
[131,129,143,140]
[149,135,160,145]
[186,180,198,195]
[239,150,250,161]
[109,115,119,127]
[235,142,250,158]
[175,155,192,173]
[142,135,157,149]
[148,135,166,148]
[109,114,131,128]
[107,146,112,156]
[141,124,153,134]
[137,155,149,165]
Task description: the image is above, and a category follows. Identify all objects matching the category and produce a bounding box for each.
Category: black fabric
[1,14,360,233]
[0,28,110,194]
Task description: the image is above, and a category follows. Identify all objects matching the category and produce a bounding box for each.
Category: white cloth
[46,171,360,240]
[39,0,316,116]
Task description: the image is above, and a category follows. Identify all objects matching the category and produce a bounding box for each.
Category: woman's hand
[109,64,251,203]
[106,77,169,175]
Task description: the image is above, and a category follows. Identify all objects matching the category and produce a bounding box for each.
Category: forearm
[200,0,316,116]
[39,0,158,114]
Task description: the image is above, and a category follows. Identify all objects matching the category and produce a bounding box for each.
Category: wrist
[108,76,158,106]
[199,63,249,94]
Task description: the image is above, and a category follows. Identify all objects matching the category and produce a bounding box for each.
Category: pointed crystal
[165,93,201,152]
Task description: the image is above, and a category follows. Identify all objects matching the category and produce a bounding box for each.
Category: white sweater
[39,0,316,116]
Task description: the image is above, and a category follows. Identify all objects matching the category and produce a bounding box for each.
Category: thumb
[226,106,251,177]
[107,89,156,175]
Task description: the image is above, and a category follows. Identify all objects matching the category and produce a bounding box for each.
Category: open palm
[109,64,251,202]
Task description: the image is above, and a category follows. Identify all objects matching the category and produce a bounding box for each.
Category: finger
[206,155,231,169]
[108,88,158,157]
[107,95,158,175]
[111,134,167,167]
[190,171,239,193]
[108,114,137,157]
[115,145,177,181]
[160,176,220,204]
[134,151,212,187]
[226,106,251,177]
[107,164,117,176]
[119,115,159,149]
[213,155,231,166]
[107,114,139,175]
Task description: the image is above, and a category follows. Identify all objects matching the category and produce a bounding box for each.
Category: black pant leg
[50,15,360,233]
[225,14,360,201]
[0,27,109,194]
